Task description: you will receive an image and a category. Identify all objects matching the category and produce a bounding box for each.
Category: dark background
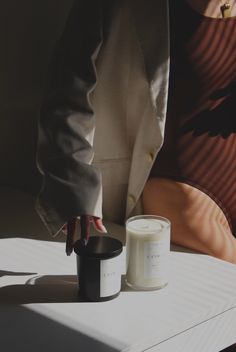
[0,0,73,195]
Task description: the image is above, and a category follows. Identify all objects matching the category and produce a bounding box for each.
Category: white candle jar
[125,215,171,290]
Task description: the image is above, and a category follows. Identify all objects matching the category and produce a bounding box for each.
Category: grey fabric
[36,0,105,235]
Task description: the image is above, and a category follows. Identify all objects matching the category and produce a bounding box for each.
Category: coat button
[128,195,136,204]
[146,152,154,163]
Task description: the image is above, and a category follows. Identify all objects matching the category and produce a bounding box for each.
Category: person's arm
[36,0,105,243]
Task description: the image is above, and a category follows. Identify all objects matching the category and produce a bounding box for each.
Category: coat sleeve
[35,0,104,236]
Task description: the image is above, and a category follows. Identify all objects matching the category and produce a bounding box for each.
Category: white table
[0,188,236,352]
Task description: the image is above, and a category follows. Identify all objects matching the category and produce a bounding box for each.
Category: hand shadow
[0,270,37,277]
[0,275,81,304]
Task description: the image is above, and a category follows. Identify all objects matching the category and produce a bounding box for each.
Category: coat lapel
[128,0,170,119]
[126,0,170,218]
[128,0,169,80]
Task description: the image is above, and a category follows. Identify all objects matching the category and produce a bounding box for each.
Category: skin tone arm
[142,178,236,264]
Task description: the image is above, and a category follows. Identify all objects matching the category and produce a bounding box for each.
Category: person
[36,0,236,263]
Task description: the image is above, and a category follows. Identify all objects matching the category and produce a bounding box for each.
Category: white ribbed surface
[1,238,236,352]
[148,308,236,352]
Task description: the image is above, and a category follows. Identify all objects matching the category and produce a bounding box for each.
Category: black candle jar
[74,236,123,302]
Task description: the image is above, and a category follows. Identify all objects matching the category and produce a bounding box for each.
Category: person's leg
[142,178,236,264]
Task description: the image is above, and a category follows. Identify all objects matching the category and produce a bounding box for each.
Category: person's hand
[64,215,107,255]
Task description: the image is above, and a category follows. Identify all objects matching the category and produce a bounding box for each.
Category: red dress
[150,0,236,233]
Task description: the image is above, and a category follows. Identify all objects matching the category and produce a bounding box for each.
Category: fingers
[66,218,77,256]
[92,217,107,233]
[65,215,107,255]
[80,216,107,245]
[80,215,91,245]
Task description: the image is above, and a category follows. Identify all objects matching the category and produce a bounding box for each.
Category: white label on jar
[100,256,121,297]
[144,241,169,279]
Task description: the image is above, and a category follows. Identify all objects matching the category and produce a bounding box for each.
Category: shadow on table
[0,272,145,304]
[0,305,122,352]
[0,274,80,304]
[0,270,37,277]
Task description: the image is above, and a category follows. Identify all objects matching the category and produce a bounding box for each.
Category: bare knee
[142,178,236,264]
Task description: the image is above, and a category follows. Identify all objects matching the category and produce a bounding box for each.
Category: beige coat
[36,0,170,236]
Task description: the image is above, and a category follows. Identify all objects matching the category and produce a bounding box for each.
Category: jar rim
[126,215,171,234]
[74,235,123,259]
